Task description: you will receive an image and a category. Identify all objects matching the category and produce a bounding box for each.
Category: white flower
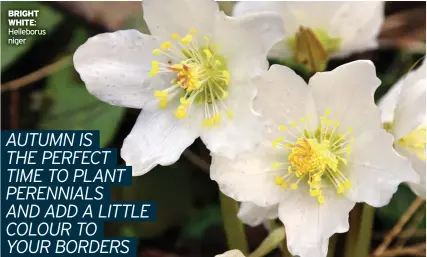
[379,60,426,199]
[211,61,419,257]
[238,202,278,227]
[215,250,245,257]
[233,1,384,59]
[73,0,285,175]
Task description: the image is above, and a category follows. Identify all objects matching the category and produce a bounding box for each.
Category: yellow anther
[290,183,298,190]
[180,97,190,106]
[213,114,221,125]
[180,34,193,44]
[272,162,280,169]
[279,125,287,131]
[226,110,233,119]
[222,70,230,84]
[307,113,312,118]
[334,121,340,127]
[275,176,284,185]
[171,33,180,40]
[348,127,353,133]
[317,195,325,204]
[204,36,211,42]
[344,181,351,189]
[221,91,229,99]
[310,189,320,196]
[158,99,168,108]
[203,48,213,59]
[314,175,321,182]
[350,136,355,142]
[160,41,172,50]
[346,146,352,155]
[202,118,214,128]
[154,90,168,98]
[175,106,187,119]
[280,182,288,189]
[190,28,197,35]
[325,109,331,115]
[290,121,298,127]
[152,49,161,55]
[300,118,307,123]
[149,61,159,76]
[285,144,293,149]
[337,185,344,194]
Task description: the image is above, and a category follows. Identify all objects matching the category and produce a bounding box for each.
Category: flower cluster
[73,1,424,257]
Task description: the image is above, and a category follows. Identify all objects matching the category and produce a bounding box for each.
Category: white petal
[393,61,426,139]
[378,79,403,123]
[200,79,262,158]
[379,59,426,125]
[214,12,285,79]
[334,2,384,57]
[394,79,426,139]
[396,145,426,199]
[309,60,382,137]
[253,64,312,126]
[210,144,284,207]
[238,202,278,227]
[278,189,355,257]
[121,110,201,176]
[346,129,419,207]
[74,30,169,109]
[215,250,245,257]
[142,0,219,39]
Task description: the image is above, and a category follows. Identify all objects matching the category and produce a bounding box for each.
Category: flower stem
[344,205,362,257]
[373,197,425,256]
[219,192,249,255]
[281,232,293,257]
[354,204,375,257]
[248,227,285,257]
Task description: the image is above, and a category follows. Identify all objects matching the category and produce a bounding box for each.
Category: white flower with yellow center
[379,60,426,199]
[233,1,384,59]
[73,0,285,175]
[211,61,419,257]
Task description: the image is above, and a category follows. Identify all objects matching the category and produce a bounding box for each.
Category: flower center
[398,125,426,161]
[288,27,341,55]
[272,110,353,204]
[149,29,232,128]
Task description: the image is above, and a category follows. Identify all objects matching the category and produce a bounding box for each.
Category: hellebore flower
[73,0,284,175]
[233,1,384,61]
[211,61,419,257]
[379,60,426,199]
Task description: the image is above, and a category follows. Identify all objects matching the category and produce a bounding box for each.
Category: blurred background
[1,1,426,257]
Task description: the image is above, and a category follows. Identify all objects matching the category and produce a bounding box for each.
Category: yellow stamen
[180,34,193,44]
[161,41,172,50]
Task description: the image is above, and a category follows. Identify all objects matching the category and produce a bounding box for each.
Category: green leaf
[39,28,124,147]
[1,2,63,69]
[377,185,426,229]
[120,163,195,239]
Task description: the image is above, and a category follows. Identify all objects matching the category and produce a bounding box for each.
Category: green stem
[354,204,375,257]
[281,232,293,257]
[219,192,249,255]
[327,235,337,257]
[344,205,362,257]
